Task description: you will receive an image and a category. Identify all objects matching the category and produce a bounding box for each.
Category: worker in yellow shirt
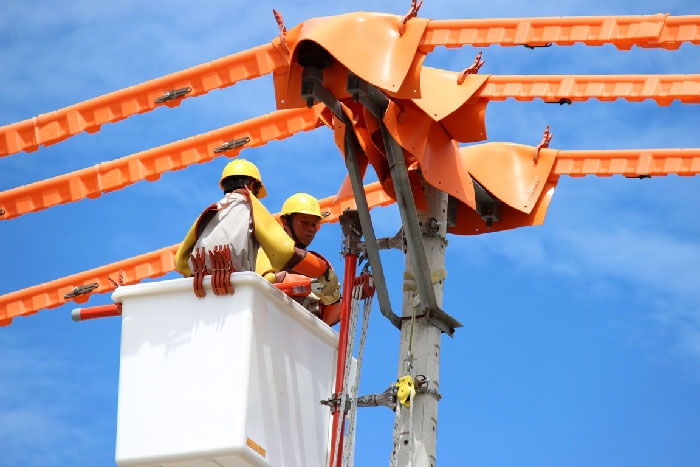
[256,192,341,326]
[174,160,335,290]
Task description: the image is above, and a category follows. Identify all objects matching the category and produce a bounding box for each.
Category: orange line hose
[0,106,323,221]
[0,44,287,157]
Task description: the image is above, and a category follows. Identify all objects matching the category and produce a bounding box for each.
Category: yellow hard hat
[219,159,267,198]
[281,193,322,218]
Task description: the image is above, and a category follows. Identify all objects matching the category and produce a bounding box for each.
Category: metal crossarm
[348,75,462,336]
[301,65,402,329]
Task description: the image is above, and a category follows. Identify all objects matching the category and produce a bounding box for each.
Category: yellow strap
[174,219,198,276]
[249,194,296,270]
[396,375,415,408]
[177,193,302,277]
[402,269,447,292]
[255,248,277,282]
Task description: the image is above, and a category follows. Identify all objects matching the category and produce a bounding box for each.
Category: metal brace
[357,384,398,410]
[322,384,398,413]
[346,72,462,336]
[154,86,191,103]
[64,283,99,299]
[214,136,250,153]
[422,307,459,336]
[377,227,406,252]
[320,393,353,414]
[399,307,459,338]
[301,64,401,330]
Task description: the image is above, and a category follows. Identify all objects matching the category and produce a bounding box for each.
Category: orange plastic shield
[383,101,476,210]
[449,179,558,235]
[460,142,558,213]
[273,12,429,109]
[412,67,489,143]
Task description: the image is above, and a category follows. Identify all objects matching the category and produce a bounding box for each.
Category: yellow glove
[314,268,340,305]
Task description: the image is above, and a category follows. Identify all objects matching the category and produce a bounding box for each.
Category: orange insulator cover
[461,142,559,214]
[448,180,558,236]
[273,12,429,109]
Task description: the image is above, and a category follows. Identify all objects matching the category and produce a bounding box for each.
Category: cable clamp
[154,87,191,103]
[214,136,250,153]
[64,283,98,299]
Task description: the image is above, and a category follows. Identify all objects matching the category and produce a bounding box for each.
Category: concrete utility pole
[393,180,448,467]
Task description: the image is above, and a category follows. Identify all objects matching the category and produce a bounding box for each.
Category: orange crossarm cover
[1,146,698,324]
[6,143,697,325]
[1,73,694,222]
[422,14,700,50]
[0,106,323,221]
[554,148,700,177]
[3,14,698,157]
[478,74,700,105]
[0,246,178,327]
[0,181,393,326]
[0,43,288,157]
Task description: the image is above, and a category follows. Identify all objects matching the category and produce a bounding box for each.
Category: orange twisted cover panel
[422,14,700,50]
[0,181,392,326]
[0,106,323,221]
[0,44,287,157]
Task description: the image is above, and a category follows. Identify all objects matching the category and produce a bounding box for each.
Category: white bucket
[113,272,339,467]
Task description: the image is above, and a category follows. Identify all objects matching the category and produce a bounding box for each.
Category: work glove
[299,293,321,317]
[314,268,341,306]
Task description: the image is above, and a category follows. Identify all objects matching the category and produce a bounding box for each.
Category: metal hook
[272,9,289,53]
[399,0,423,36]
[534,125,553,163]
[457,51,485,84]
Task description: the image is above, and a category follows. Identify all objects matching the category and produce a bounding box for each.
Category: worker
[256,192,341,326]
[174,159,336,289]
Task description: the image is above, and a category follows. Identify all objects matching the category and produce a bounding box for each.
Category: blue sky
[1,1,700,466]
